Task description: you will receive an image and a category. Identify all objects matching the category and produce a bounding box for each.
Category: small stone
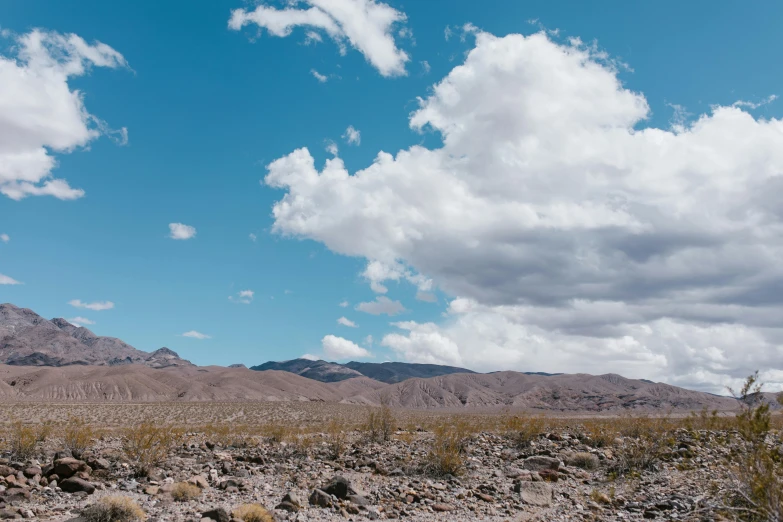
[522,456,560,472]
[432,503,455,512]
[322,476,353,500]
[52,458,91,479]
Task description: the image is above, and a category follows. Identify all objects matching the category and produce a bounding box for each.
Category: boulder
[522,456,560,472]
[201,507,230,522]
[517,482,552,507]
[309,489,332,508]
[59,477,95,494]
[322,476,353,500]
[52,458,91,479]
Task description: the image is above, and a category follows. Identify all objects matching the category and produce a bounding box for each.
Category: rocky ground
[0,418,769,522]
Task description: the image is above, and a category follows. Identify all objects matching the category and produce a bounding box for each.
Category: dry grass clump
[64,416,94,459]
[82,495,147,522]
[263,423,293,444]
[8,419,43,460]
[502,413,545,447]
[171,482,201,501]
[578,420,615,448]
[232,504,275,522]
[364,400,395,443]
[609,433,669,477]
[123,421,181,476]
[325,419,347,459]
[567,451,600,470]
[424,420,468,477]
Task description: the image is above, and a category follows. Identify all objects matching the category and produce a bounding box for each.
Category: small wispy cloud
[69,299,114,311]
[420,60,431,74]
[733,94,778,110]
[343,125,361,145]
[67,316,95,327]
[303,31,322,46]
[249,233,257,242]
[181,330,211,339]
[168,222,196,240]
[337,316,358,328]
[339,300,349,308]
[0,273,22,285]
[325,140,339,156]
[229,289,254,304]
[311,69,328,83]
[0,233,9,243]
[356,296,406,316]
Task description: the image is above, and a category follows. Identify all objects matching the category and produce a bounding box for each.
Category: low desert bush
[64,416,94,458]
[171,482,201,501]
[608,434,669,477]
[8,420,38,460]
[502,413,545,447]
[578,420,615,448]
[723,373,783,521]
[263,424,292,444]
[232,504,275,522]
[364,399,395,443]
[325,419,347,459]
[82,495,147,522]
[123,421,180,476]
[424,421,467,477]
[567,451,600,470]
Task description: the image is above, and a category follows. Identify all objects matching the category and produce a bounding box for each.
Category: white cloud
[168,223,196,240]
[0,29,127,200]
[249,233,257,242]
[339,300,349,307]
[229,289,254,304]
[420,60,430,74]
[325,140,339,156]
[0,273,22,285]
[343,125,361,145]
[355,296,406,316]
[68,299,114,311]
[181,330,211,339]
[67,316,94,327]
[416,291,437,302]
[304,30,323,45]
[263,30,783,392]
[337,316,358,327]
[363,334,373,346]
[310,69,328,83]
[301,353,320,361]
[733,94,777,110]
[0,234,9,243]
[228,0,409,77]
[322,334,371,359]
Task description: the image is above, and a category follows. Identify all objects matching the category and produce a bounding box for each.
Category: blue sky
[2,1,783,392]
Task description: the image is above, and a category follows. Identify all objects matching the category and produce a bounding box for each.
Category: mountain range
[0,302,760,412]
[250,358,477,384]
[0,303,191,368]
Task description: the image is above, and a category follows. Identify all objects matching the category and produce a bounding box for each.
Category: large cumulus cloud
[263,30,783,393]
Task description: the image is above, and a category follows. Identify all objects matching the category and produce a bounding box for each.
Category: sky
[1,0,783,394]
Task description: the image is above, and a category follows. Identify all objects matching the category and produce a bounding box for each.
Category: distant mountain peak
[0,303,192,368]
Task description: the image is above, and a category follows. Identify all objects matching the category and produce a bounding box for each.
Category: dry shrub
[567,451,600,470]
[82,495,147,522]
[325,419,347,459]
[64,416,94,459]
[263,424,292,444]
[232,504,275,522]
[293,433,315,457]
[424,421,467,477]
[171,482,201,501]
[579,420,615,448]
[365,400,395,443]
[502,413,545,447]
[123,421,180,476]
[723,373,783,521]
[8,420,38,460]
[608,434,669,477]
